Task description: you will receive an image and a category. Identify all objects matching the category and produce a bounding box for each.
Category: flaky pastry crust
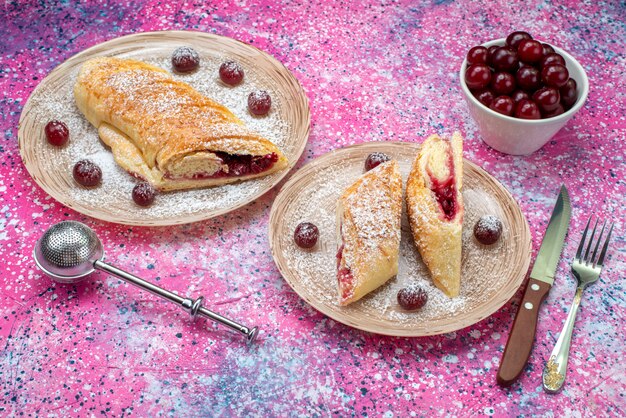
[406,132,464,297]
[337,160,402,305]
[74,57,288,191]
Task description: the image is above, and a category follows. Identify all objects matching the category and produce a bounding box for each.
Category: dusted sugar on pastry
[73,57,288,191]
[336,160,402,305]
[406,132,464,297]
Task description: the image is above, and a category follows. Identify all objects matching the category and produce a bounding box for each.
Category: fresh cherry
[464,64,492,90]
[490,47,519,72]
[487,45,500,66]
[364,152,391,171]
[44,120,69,146]
[490,72,516,96]
[474,89,495,107]
[559,78,577,108]
[543,103,565,118]
[132,182,156,206]
[248,90,272,115]
[515,66,541,91]
[517,39,543,64]
[540,53,565,69]
[541,43,555,56]
[73,160,102,187]
[467,46,489,65]
[294,222,319,249]
[397,286,428,311]
[542,64,569,88]
[474,215,502,245]
[465,33,574,121]
[511,90,529,104]
[490,96,514,116]
[219,61,244,86]
[171,46,200,73]
[532,87,561,113]
[505,31,532,50]
[514,99,541,119]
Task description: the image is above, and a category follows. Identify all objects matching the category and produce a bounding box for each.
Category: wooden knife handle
[496,278,551,387]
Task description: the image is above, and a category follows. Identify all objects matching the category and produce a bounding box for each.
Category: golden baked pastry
[74,57,288,191]
[406,132,464,297]
[336,160,402,305]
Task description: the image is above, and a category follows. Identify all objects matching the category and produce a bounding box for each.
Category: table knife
[496,185,571,387]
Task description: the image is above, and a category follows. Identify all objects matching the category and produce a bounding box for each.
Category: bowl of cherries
[460,31,589,155]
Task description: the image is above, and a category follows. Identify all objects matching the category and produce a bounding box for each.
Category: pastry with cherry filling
[74,57,288,191]
[336,160,402,305]
[406,132,464,297]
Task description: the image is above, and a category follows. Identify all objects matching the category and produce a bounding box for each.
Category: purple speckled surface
[1,1,625,416]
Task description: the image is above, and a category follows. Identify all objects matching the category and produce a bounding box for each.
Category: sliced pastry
[74,57,288,191]
[406,132,464,297]
[336,160,402,305]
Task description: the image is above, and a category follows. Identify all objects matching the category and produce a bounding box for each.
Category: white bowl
[460,38,589,155]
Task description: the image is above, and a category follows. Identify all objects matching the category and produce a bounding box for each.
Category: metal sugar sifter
[33,221,258,344]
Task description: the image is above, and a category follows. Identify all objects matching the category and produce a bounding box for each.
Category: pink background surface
[1,0,625,416]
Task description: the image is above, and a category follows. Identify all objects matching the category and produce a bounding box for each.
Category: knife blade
[496,185,571,387]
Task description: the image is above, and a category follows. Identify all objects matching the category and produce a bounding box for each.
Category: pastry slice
[406,132,464,297]
[74,57,288,191]
[336,160,402,305]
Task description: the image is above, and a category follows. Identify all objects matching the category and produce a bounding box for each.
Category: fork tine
[591,220,606,266]
[583,218,599,263]
[576,216,592,261]
[596,222,614,267]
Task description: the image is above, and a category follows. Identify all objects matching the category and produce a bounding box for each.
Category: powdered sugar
[340,165,401,260]
[171,46,200,61]
[279,155,517,332]
[26,50,294,222]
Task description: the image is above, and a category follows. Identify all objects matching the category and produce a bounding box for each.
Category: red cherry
[532,87,561,113]
[490,72,516,95]
[542,64,569,88]
[490,96,514,116]
[364,152,391,171]
[487,45,500,66]
[511,90,529,104]
[474,215,502,245]
[467,46,489,65]
[248,90,272,115]
[514,99,541,119]
[397,286,428,310]
[541,43,555,56]
[132,182,156,206]
[474,89,496,107]
[517,39,543,64]
[44,120,69,146]
[294,222,319,248]
[505,31,533,50]
[559,78,578,108]
[219,61,244,86]
[515,66,541,91]
[464,64,492,90]
[171,46,200,73]
[73,160,102,187]
[540,53,566,69]
[543,103,565,118]
[491,47,519,72]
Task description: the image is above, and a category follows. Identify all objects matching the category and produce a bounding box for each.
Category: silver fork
[542,216,614,393]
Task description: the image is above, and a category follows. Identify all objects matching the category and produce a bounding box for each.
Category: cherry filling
[336,244,344,268]
[336,243,354,300]
[174,152,279,180]
[429,175,457,221]
[427,150,458,221]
